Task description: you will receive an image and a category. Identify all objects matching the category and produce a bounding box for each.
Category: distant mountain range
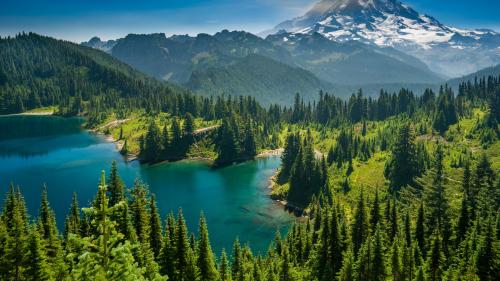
[447,64,500,89]
[265,0,499,77]
[81,0,499,104]
[82,30,443,102]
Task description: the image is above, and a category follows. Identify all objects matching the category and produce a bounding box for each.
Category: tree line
[1,148,498,280]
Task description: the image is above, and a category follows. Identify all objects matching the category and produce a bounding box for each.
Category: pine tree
[425,145,451,252]
[130,180,151,243]
[108,160,125,206]
[426,235,444,281]
[197,213,218,281]
[149,194,163,259]
[372,225,386,281]
[352,192,369,255]
[337,249,355,281]
[474,154,496,217]
[370,189,381,233]
[278,133,299,183]
[171,118,183,154]
[183,113,195,136]
[70,171,151,280]
[416,201,425,251]
[475,216,498,281]
[329,205,343,276]
[219,249,232,281]
[216,118,239,165]
[142,120,162,162]
[158,219,175,277]
[243,122,257,158]
[456,191,470,245]
[25,227,51,281]
[389,199,398,242]
[404,211,412,247]
[161,124,170,157]
[232,238,244,281]
[385,123,419,192]
[4,189,28,280]
[64,192,81,238]
[175,208,191,281]
[390,240,401,281]
[279,247,293,281]
[38,186,60,259]
[354,235,372,281]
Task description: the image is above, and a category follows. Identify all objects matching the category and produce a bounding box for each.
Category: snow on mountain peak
[268,0,499,77]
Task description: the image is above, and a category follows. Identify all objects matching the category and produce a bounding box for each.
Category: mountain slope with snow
[268,0,500,77]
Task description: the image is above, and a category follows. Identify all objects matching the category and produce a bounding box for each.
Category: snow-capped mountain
[268,0,500,77]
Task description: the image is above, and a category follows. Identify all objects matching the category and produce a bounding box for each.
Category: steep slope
[268,0,500,77]
[266,32,443,84]
[185,54,334,105]
[107,30,293,83]
[0,33,179,114]
[83,30,442,90]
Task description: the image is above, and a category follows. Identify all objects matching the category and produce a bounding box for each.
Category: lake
[0,115,294,254]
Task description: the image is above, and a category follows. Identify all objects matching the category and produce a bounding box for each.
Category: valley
[0,0,499,280]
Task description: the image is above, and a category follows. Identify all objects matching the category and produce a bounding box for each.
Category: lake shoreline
[93,127,303,216]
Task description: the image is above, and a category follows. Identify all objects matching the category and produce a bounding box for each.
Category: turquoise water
[0,115,293,254]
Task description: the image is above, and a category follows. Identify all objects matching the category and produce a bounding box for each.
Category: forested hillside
[82,30,445,103]
[186,54,334,105]
[0,32,499,281]
[0,33,186,115]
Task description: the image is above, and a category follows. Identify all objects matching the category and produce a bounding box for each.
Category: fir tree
[197,213,218,281]
[475,216,498,281]
[108,160,125,206]
[219,249,232,281]
[390,240,401,281]
[64,192,81,238]
[370,189,381,233]
[130,180,151,243]
[25,227,51,281]
[149,194,163,259]
[416,201,425,252]
[232,238,244,281]
[352,192,369,255]
[175,209,191,281]
[243,122,257,158]
[385,123,419,192]
[372,225,386,281]
[38,186,60,259]
[425,145,451,252]
[142,120,162,162]
[456,191,470,245]
[426,235,444,281]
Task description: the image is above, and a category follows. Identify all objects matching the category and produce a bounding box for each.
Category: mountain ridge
[81,29,444,103]
[266,0,500,77]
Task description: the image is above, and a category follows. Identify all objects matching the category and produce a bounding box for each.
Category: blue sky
[1,0,498,42]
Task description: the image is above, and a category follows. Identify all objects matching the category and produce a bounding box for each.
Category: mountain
[82,30,444,103]
[81,36,117,52]
[447,64,500,89]
[0,33,181,114]
[102,31,292,83]
[186,54,334,105]
[267,0,500,77]
[266,31,443,84]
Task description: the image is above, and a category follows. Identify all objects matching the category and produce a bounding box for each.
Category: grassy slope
[271,107,498,219]
[94,111,219,158]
